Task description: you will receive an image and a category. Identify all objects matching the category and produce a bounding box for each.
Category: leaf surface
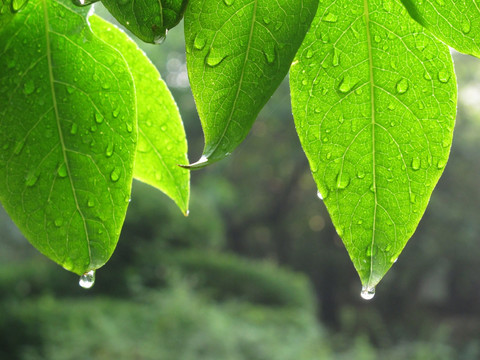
[184,0,318,168]
[290,0,456,290]
[401,0,480,57]
[100,0,188,43]
[90,15,190,215]
[0,0,137,275]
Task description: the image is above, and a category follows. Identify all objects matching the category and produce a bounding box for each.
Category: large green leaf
[0,0,137,275]
[100,0,188,44]
[90,15,190,215]
[290,0,456,294]
[401,0,480,58]
[184,0,319,168]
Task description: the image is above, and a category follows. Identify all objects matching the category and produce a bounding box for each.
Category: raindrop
[436,159,446,169]
[336,173,350,189]
[193,33,206,50]
[11,0,28,12]
[105,143,114,157]
[70,123,78,135]
[54,218,63,227]
[57,163,68,178]
[361,286,375,300]
[87,198,95,207]
[94,112,104,124]
[322,12,338,22]
[263,44,276,64]
[461,20,471,34]
[409,192,416,203]
[317,190,323,200]
[25,172,39,187]
[23,80,35,95]
[338,76,356,93]
[396,78,409,94]
[79,270,95,289]
[206,48,227,67]
[332,47,340,67]
[154,30,167,45]
[223,0,234,6]
[305,49,313,59]
[411,157,420,170]
[126,122,133,133]
[110,167,121,182]
[437,70,450,83]
[71,0,98,6]
[112,107,120,118]
[356,170,365,179]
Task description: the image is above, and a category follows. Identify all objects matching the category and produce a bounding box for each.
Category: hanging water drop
[154,30,167,45]
[361,286,375,300]
[79,270,95,289]
[317,190,323,200]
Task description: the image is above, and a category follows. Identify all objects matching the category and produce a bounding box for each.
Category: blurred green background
[1,6,480,359]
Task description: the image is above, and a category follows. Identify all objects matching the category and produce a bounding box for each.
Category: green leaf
[90,15,190,215]
[100,0,188,44]
[290,0,456,291]
[0,0,137,275]
[183,0,318,169]
[400,0,480,58]
[0,0,18,29]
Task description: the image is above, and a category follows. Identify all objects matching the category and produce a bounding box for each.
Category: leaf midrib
[208,0,258,157]
[363,0,376,288]
[42,0,92,266]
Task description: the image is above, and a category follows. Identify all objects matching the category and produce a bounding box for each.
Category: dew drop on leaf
[193,33,206,50]
[105,142,114,157]
[411,157,420,170]
[79,270,95,289]
[396,78,409,94]
[223,0,234,6]
[11,0,28,12]
[206,49,227,67]
[23,80,35,95]
[25,172,39,187]
[87,198,95,207]
[57,163,68,178]
[94,112,104,124]
[336,173,350,189]
[437,69,450,83]
[110,167,121,182]
[54,218,63,227]
[361,286,375,300]
[322,12,338,23]
[70,123,78,135]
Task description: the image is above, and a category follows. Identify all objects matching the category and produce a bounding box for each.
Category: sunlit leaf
[183,0,318,168]
[290,0,456,292]
[90,15,190,215]
[401,0,480,58]
[0,0,137,275]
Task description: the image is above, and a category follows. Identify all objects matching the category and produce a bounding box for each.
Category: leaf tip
[178,155,213,170]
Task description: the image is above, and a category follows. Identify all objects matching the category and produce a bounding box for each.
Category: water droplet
[11,0,28,12]
[338,76,357,93]
[361,286,375,300]
[317,190,323,200]
[356,170,365,179]
[411,157,420,170]
[206,48,227,67]
[110,167,121,182]
[305,49,313,59]
[70,123,78,135]
[23,80,35,95]
[332,47,340,67]
[87,198,95,207]
[336,173,350,189]
[105,143,114,157]
[437,69,450,83]
[461,20,471,34]
[154,30,167,45]
[437,159,447,169]
[390,256,398,263]
[194,34,206,50]
[410,192,416,203]
[126,122,133,133]
[54,218,63,227]
[223,0,234,6]
[396,78,409,94]
[25,172,39,187]
[79,270,95,289]
[57,163,68,178]
[263,44,276,64]
[94,112,104,124]
[322,12,338,22]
